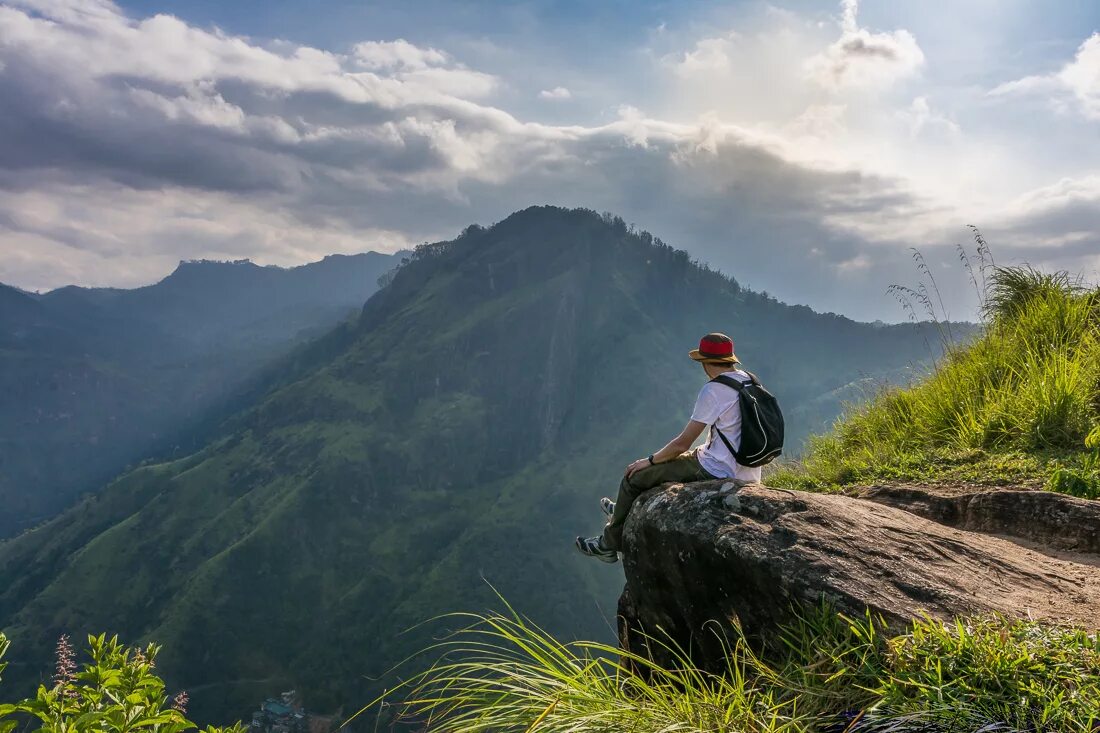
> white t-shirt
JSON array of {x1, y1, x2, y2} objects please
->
[{"x1": 690, "y1": 369, "x2": 763, "y2": 483}]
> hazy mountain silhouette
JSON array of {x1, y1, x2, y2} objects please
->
[{"x1": 0, "y1": 253, "x2": 397, "y2": 537}]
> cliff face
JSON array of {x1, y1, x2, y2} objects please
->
[{"x1": 617, "y1": 480, "x2": 1100, "y2": 672}]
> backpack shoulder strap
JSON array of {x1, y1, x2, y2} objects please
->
[
  {"x1": 710, "y1": 374, "x2": 747, "y2": 391},
  {"x1": 708, "y1": 374, "x2": 747, "y2": 457}
]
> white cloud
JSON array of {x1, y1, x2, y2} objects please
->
[
  {"x1": 780, "y1": 104, "x2": 848, "y2": 151},
  {"x1": 663, "y1": 33, "x2": 737, "y2": 76},
  {"x1": 538, "y1": 86, "x2": 571, "y2": 100},
  {"x1": 0, "y1": 2, "x2": 497, "y2": 111},
  {"x1": 400, "y1": 66, "x2": 499, "y2": 99},
  {"x1": 805, "y1": 0, "x2": 924, "y2": 91},
  {"x1": 991, "y1": 33, "x2": 1100, "y2": 120},
  {"x1": 128, "y1": 83, "x2": 249, "y2": 133},
  {"x1": 899, "y1": 96, "x2": 960, "y2": 139},
  {"x1": 352, "y1": 39, "x2": 448, "y2": 70},
  {"x1": 0, "y1": 182, "x2": 414, "y2": 291},
  {"x1": 0, "y1": 0, "x2": 1096, "y2": 320},
  {"x1": 996, "y1": 175, "x2": 1100, "y2": 247},
  {"x1": 835, "y1": 253, "x2": 872, "y2": 273},
  {"x1": 1058, "y1": 34, "x2": 1100, "y2": 117}
]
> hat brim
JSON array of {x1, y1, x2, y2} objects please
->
[{"x1": 689, "y1": 349, "x2": 739, "y2": 363}]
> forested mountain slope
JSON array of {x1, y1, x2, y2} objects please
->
[
  {"x1": 0, "y1": 207, "x2": 960, "y2": 723},
  {"x1": 0, "y1": 253, "x2": 396, "y2": 537}
]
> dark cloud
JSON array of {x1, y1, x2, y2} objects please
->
[
  {"x1": 0, "y1": 60, "x2": 301, "y2": 193},
  {"x1": 839, "y1": 36, "x2": 902, "y2": 61},
  {"x1": 0, "y1": 0, "x2": 1096, "y2": 319}
]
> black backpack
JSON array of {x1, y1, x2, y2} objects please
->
[{"x1": 709, "y1": 372, "x2": 784, "y2": 467}]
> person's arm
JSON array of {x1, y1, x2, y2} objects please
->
[{"x1": 624, "y1": 420, "x2": 707, "y2": 477}]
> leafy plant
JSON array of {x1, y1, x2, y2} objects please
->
[
  {"x1": 1048, "y1": 426, "x2": 1100, "y2": 500},
  {"x1": 0, "y1": 633, "x2": 244, "y2": 733},
  {"x1": 0, "y1": 634, "x2": 7, "y2": 688}
]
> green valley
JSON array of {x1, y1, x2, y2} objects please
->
[{"x1": 0, "y1": 207, "x2": 960, "y2": 724}]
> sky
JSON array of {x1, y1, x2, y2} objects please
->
[{"x1": 1, "y1": 0, "x2": 1098, "y2": 321}]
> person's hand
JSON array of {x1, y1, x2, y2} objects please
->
[{"x1": 625, "y1": 458, "x2": 651, "y2": 478}]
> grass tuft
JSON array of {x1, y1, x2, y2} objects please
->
[
  {"x1": 771, "y1": 266, "x2": 1100, "y2": 495},
  {"x1": 354, "y1": 605, "x2": 1100, "y2": 732}
]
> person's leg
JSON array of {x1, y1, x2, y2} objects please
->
[{"x1": 601, "y1": 452, "x2": 714, "y2": 550}]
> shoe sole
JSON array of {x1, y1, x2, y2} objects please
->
[{"x1": 575, "y1": 538, "x2": 618, "y2": 563}]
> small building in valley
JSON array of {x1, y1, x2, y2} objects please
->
[{"x1": 249, "y1": 691, "x2": 310, "y2": 733}]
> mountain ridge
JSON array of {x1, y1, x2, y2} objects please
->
[{"x1": 0, "y1": 251, "x2": 398, "y2": 537}]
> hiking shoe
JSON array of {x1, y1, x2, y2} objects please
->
[
  {"x1": 575, "y1": 536, "x2": 618, "y2": 563},
  {"x1": 600, "y1": 497, "x2": 615, "y2": 517}
]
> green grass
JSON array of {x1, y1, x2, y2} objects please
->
[
  {"x1": 355, "y1": 604, "x2": 1100, "y2": 733},
  {"x1": 771, "y1": 266, "x2": 1100, "y2": 496}
]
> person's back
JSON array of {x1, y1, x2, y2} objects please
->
[
  {"x1": 575, "y1": 332, "x2": 767, "y2": 563},
  {"x1": 690, "y1": 367, "x2": 763, "y2": 484}
]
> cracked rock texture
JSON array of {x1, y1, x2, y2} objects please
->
[{"x1": 617, "y1": 480, "x2": 1100, "y2": 671}]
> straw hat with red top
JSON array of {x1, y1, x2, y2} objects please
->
[{"x1": 689, "y1": 332, "x2": 739, "y2": 364}]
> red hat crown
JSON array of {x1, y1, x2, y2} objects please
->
[{"x1": 698, "y1": 333, "x2": 734, "y2": 358}]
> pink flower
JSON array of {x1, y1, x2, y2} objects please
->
[{"x1": 54, "y1": 635, "x2": 76, "y2": 688}]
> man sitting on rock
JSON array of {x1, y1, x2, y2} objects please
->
[{"x1": 575, "y1": 333, "x2": 763, "y2": 563}]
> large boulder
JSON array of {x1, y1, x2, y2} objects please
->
[{"x1": 617, "y1": 480, "x2": 1100, "y2": 671}]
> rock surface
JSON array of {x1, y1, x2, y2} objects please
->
[
  {"x1": 617, "y1": 480, "x2": 1100, "y2": 672},
  {"x1": 852, "y1": 483, "x2": 1100, "y2": 554}
]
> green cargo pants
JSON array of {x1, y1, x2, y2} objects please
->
[{"x1": 602, "y1": 450, "x2": 717, "y2": 551}]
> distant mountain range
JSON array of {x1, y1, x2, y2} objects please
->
[
  {"x1": 0, "y1": 207, "x2": 969, "y2": 725},
  {"x1": 0, "y1": 252, "x2": 398, "y2": 537}
]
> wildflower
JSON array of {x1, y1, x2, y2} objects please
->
[
  {"x1": 133, "y1": 645, "x2": 156, "y2": 669},
  {"x1": 54, "y1": 634, "x2": 76, "y2": 688},
  {"x1": 172, "y1": 690, "x2": 189, "y2": 715}
]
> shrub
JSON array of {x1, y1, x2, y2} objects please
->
[
  {"x1": 0, "y1": 632, "x2": 244, "y2": 733},
  {"x1": 1047, "y1": 426, "x2": 1100, "y2": 500}
]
